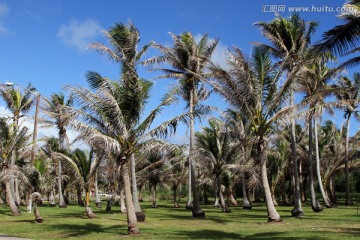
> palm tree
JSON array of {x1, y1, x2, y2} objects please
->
[
  {"x1": 0, "y1": 83, "x2": 36, "y2": 207},
  {"x1": 196, "y1": 118, "x2": 240, "y2": 213},
  {"x1": 89, "y1": 22, "x2": 152, "y2": 221},
  {"x1": 315, "y1": 0, "x2": 360, "y2": 68},
  {"x1": 332, "y1": 72, "x2": 360, "y2": 205},
  {"x1": 65, "y1": 69, "x2": 191, "y2": 234},
  {"x1": 254, "y1": 14, "x2": 318, "y2": 217},
  {"x1": 144, "y1": 32, "x2": 218, "y2": 217},
  {"x1": 0, "y1": 117, "x2": 30, "y2": 215},
  {"x1": 209, "y1": 46, "x2": 295, "y2": 222},
  {"x1": 299, "y1": 56, "x2": 339, "y2": 209},
  {"x1": 41, "y1": 93, "x2": 74, "y2": 208}
]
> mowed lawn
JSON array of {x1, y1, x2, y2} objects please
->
[{"x1": 0, "y1": 199, "x2": 359, "y2": 239}]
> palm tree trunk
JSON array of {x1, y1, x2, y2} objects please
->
[
  {"x1": 242, "y1": 172, "x2": 252, "y2": 209},
  {"x1": 203, "y1": 184, "x2": 210, "y2": 204},
  {"x1": 6, "y1": 179, "x2": 21, "y2": 215},
  {"x1": 308, "y1": 112, "x2": 322, "y2": 212},
  {"x1": 258, "y1": 139, "x2": 281, "y2": 222},
  {"x1": 290, "y1": 94, "x2": 304, "y2": 217},
  {"x1": 121, "y1": 162, "x2": 139, "y2": 235},
  {"x1": 76, "y1": 183, "x2": 84, "y2": 206},
  {"x1": 228, "y1": 187, "x2": 238, "y2": 206},
  {"x1": 189, "y1": 88, "x2": 204, "y2": 218},
  {"x1": 314, "y1": 118, "x2": 333, "y2": 208},
  {"x1": 213, "y1": 180, "x2": 220, "y2": 208},
  {"x1": 49, "y1": 189, "x2": 56, "y2": 207},
  {"x1": 94, "y1": 171, "x2": 101, "y2": 208},
  {"x1": 85, "y1": 188, "x2": 96, "y2": 219},
  {"x1": 130, "y1": 154, "x2": 145, "y2": 221},
  {"x1": 58, "y1": 160, "x2": 67, "y2": 208},
  {"x1": 173, "y1": 184, "x2": 180, "y2": 208},
  {"x1": 151, "y1": 184, "x2": 157, "y2": 208},
  {"x1": 345, "y1": 113, "x2": 353, "y2": 205},
  {"x1": 186, "y1": 161, "x2": 192, "y2": 209},
  {"x1": 119, "y1": 184, "x2": 126, "y2": 213},
  {"x1": 31, "y1": 193, "x2": 43, "y2": 223},
  {"x1": 14, "y1": 178, "x2": 21, "y2": 205}
]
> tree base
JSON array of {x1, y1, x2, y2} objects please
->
[
  {"x1": 192, "y1": 210, "x2": 206, "y2": 218},
  {"x1": 36, "y1": 218, "x2": 43, "y2": 223},
  {"x1": 128, "y1": 227, "x2": 140, "y2": 235},
  {"x1": 49, "y1": 203, "x2": 56, "y2": 207},
  {"x1": 267, "y1": 217, "x2": 283, "y2": 223},
  {"x1": 59, "y1": 204, "x2": 67, "y2": 208},
  {"x1": 243, "y1": 205, "x2": 252, "y2": 210},
  {"x1": 185, "y1": 205, "x2": 193, "y2": 210},
  {"x1": 345, "y1": 200, "x2": 353, "y2": 206},
  {"x1": 291, "y1": 209, "x2": 304, "y2": 218},
  {"x1": 135, "y1": 212, "x2": 145, "y2": 222},
  {"x1": 312, "y1": 204, "x2": 323, "y2": 212},
  {"x1": 95, "y1": 202, "x2": 102, "y2": 208}
]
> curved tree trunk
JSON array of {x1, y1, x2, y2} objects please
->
[
  {"x1": 85, "y1": 188, "x2": 96, "y2": 219},
  {"x1": 345, "y1": 114, "x2": 353, "y2": 206},
  {"x1": 314, "y1": 118, "x2": 333, "y2": 208},
  {"x1": 121, "y1": 162, "x2": 139, "y2": 235},
  {"x1": 49, "y1": 189, "x2": 56, "y2": 207},
  {"x1": 130, "y1": 154, "x2": 145, "y2": 221},
  {"x1": 31, "y1": 192, "x2": 43, "y2": 223},
  {"x1": 219, "y1": 184, "x2": 230, "y2": 213},
  {"x1": 242, "y1": 172, "x2": 252, "y2": 209},
  {"x1": 290, "y1": 94, "x2": 304, "y2": 217},
  {"x1": 308, "y1": 113, "x2": 322, "y2": 212},
  {"x1": 6, "y1": 179, "x2": 21, "y2": 215},
  {"x1": 258, "y1": 140, "x2": 282, "y2": 222},
  {"x1": 228, "y1": 187, "x2": 238, "y2": 206}
]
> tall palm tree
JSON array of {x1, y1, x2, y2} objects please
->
[
  {"x1": 209, "y1": 46, "x2": 295, "y2": 222},
  {"x1": 254, "y1": 14, "x2": 318, "y2": 217},
  {"x1": 299, "y1": 56, "x2": 339, "y2": 209},
  {"x1": 89, "y1": 22, "x2": 152, "y2": 221},
  {"x1": 315, "y1": 0, "x2": 360, "y2": 68},
  {"x1": 144, "y1": 32, "x2": 218, "y2": 217},
  {"x1": 41, "y1": 93, "x2": 74, "y2": 208},
  {"x1": 0, "y1": 83, "x2": 36, "y2": 209},
  {"x1": 332, "y1": 72, "x2": 360, "y2": 205},
  {"x1": 65, "y1": 71, "x2": 191, "y2": 234}
]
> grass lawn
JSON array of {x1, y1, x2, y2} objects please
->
[{"x1": 0, "y1": 199, "x2": 359, "y2": 239}]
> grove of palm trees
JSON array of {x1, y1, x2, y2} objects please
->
[{"x1": 1, "y1": 0, "x2": 360, "y2": 239}]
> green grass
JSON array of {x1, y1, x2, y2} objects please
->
[{"x1": 0, "y1": 200, "x2": 359, "y2": 239}]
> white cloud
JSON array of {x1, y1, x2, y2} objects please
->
[
  {"x1": 0, "y1": 2, "x2": 9, "y2": 17},
  {"x1": 57, "y1": 18, "x2": 102, "y2": 51},
  {"x1": 0, "y1": 22, "x2": 8, "y2": 35},
  {"x1": 194, "y1": 34, "x2": 228, "y2": 69}
]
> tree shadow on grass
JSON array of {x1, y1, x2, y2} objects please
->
[
  {"x1": 173, "y1": 229, "x2": 327, "y2": 240},
  {"x1": 48, "y1": 223, "x2": 105, "y2": 237}
]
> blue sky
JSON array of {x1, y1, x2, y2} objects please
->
[{"x1": 0, "y1": 0, "x2": 358, "y2": 143}]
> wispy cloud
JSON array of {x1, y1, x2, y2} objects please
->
[
  {"x1": 0, "y1": 22, "x2": 8, "y2": 35},
  {"x1": 0, "y1": 2, "x2": 9, "y2": 17},
  {"x1": 57, "y1": 18, "x2": 102, "y2": 52}
]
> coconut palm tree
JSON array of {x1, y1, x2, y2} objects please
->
[
  {"x1": 298, "y1": 55, "x2": 340, "y2": 209},
  {"x1": 0, "y1": 117, "x2": 30, "y2": 215},
  {"x1": 144, "y1": 32, "x2": 218, "y2": 217},
  {"x1": 0, "y1": 83, "x2": 36, "y2": 207},
  {"x1": 65, "y1": 69, "x2": 192, "y2": 234},
  {"x1": 196, "y1": 118, "x2": 241, "y2": 213},
  {"x1": 41, "y1": 93, "x2": 74, "y2": 208},
  {"x1": 332, "y1": 72, "x2": 360, "y2": 205},
  {"x1": 89, "y1": 22, "x2": 152, "y2": 221},
  {"x1": 209, "y1": 46, "x2": 306, "y2": 222},
  {"x1": 254, "y1": 14, "x2": 318, "y2": 217},
  {"x1": 315, "y1": 0, "x2": 360, "y2": 68}
]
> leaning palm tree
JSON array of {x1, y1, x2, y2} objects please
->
[
  {"x1": 315, "y1": 0, "x2": 360, "y2": 68},
  {"x1": 89, "y1": 22, "x2": 152, "y2": 221},
  {"x1": 209, "y1": 46, "x2": 302, "y2": 222},
  {"x1": 41, "y1": 93, "x2": 74, "y2": 208},
  {"x1": 254, "y1": 13, "x2": 318, "y2": 217},
  {"x1": 332, "y1": 72, "x2": 360, "y2": 205},
  {"x1": 144, "y1": 32, "x2": 218, "y2": 217}
]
